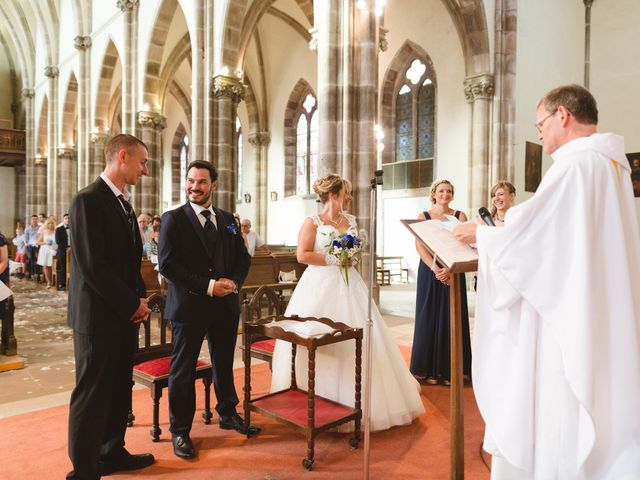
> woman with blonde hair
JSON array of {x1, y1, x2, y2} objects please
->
[
  {"x1": 490, "y1": 180, "x2": 516, "y2": 225},
  {"x1": 270, "y1": 173, "x2": 425, "y2": 431},
  {"x1": 36, "y1": 216, "x2": 58, "y2": 288},
  {"x1": 410, "y1": 179, "x2": 472, "y2": 385}
]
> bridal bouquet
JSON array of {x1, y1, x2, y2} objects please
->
[{"x1": 325, "y1": 232, "x2": 363, "y2": 285}]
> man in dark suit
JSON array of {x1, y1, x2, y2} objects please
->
[
  {"x1": 158, "y1": 160, "x2": 257, "y2": 459},
  {"x1": 55, "y1": 213, "x2": 70, "y2": 291},
  {"x1": 67, "y1": 134, "x2": 154, "y2": 480}
]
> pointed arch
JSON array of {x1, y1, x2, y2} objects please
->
[
  {"x1": 95, "y1": 38, "x2": 122, "y2": 132},
  {"x1": 158, "y1": 32, "x2": 192, "y2": 112},
  {"x1": 170, "y1": 123, "x2": 188, "y2": 204},
  {"x1": 440, "y1": 0, "x2": 490, "y2": 75},
  {"x1": 221, "y1": 0, "x2": 248, "y2": 70},
  {"x1": 61, "y1": 72, "x2": 78, "y2": 146},
  {"x1": 283, "y1": 78, "x2": 316, "y2": 197}
]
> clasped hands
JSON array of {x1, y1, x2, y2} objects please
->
[
  {"x1": 433, "y1": 266, "x2": 450, "y2": 286},
  {"x1": 131, "y1": 298, "x2": 151, "y2": 323},
  {"x1": 212, "y1": 278, "x2": 238, "y2": 297}
]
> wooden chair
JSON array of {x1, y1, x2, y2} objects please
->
[
  {"x1": 129, "y1": 293, "x2": 213, "y2": 441},
  {"x1": 241, "y1": 285, "x2": 287, "y2": 369}
]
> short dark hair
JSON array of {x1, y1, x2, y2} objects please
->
[
  {"x1": 31, "y1": 214, "x2": 37, "y2": 219},
  {"x1": 39, "y1": 212, "x2": 46, "y2": 217},
  {"x1": 104, "y1": 134, "x2": 148, "y2": 163},
  {"x1": 539, "y1": 84, "x2": 598, "y2": 125},
  {"x1": 186, "y1": 160, "x2": 218, "y2": 182},
  {"x1": 63, "y1": 213, "x2": 69, "y2": 218}
]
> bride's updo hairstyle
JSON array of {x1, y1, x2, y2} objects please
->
[{"x1": 313, "y1": 173, "x2": 344, "y2": 204}]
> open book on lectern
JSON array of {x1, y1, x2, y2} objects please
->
[{"x1": 401, "y1": 218, "x2": 478, "y2": 273}]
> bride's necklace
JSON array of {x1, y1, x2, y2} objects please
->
[{"x1": 323, "y1": 212, "x2": 343, "y2": 226}]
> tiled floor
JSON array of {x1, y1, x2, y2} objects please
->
[{"x1": 0, "y1": 278, "x2": 475, "y2": 419}]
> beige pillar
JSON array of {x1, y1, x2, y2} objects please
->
[
  {"x1": 191, "y1": 0, "x2": 206, "y2": 161},
  {"x1": 89, "y1": 132, "x2": 109, "y2": 181},
  {"x1": 248, "y1": 131, "x2": 270, "y2": 238},
  {"x1": 33, "y1": 155, "x2": 48, "y2": 215},
  {"x1": 21, "y1": 88, "x2": 36, "y2": 219},
  {"x1": 57, "y1": 147, "x2": 76, "y2": 215},
  {"x1": 464, "y1": 74, "x2": 494, "y2": 213},
  {"x1": 210, "y1": 74, "x2": 244, "y2": 212},
  {"x1": 117, "y1": 0, "x2": 139, "y2": 134},
  {"x1": 44, "y1": 65, "x2": 59, "y2": 217},
  {"x1": 137, "y1": 110, "x2": 166, "y2": 214},
  {"x1": 74, "y1": 35, "x2": 92, "y2": 189}
]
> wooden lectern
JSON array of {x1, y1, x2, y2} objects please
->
[{"x1": 402, "y1": 219, "x2": 478, "y2": 480}]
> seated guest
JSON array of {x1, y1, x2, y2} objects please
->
[
  {"x1": 240, "y1": 219, "x2": 270, "y2": 256},
  {"x1": 37, "y1": 217, "x2": 57, "y2": 288},
  {"x1": 12, "y1": 225, "x2": 28, "y2": 277},
  {"x1": 144, "y1": 224, "x2": 160, "y2": 261},
  {"x1": 55, "y1": 213, "x2": 71, "y2": 291},
  {"x1": 137, "y1": 213, "x2": 151, "y2": 243}
]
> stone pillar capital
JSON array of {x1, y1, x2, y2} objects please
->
[
  {"x1": 138, "y1": 110, "x2": 167, "y2": 130},
  {"x1": 22, "y1": 88, "x2": 35, "y2": 99},
  {"x1": 44, "y1": 65, "x2": 59, "y2": 78},
  {"x1": 57, "y1": 147, "x2": 76, "y2": 159},
  {"x1": 584, "y1": 0, "x2": 594, "y2": 7},
  {"x1": 116, "y1": 0, "x2": 139, "y2": 12},
  {"x1": 34, "y1": 154, "x2": 47, "y2": 166},
  {"x1": 91, "y1": 131, "x2": 110, "y2": 143},
  {"x1": 464, "y1": 74, "x2": 494, "y2": 102},
  {"x1": 379, "y1": 27, "x2": 389, "y2": 52},
  {"x1": 309, "y1": 27, "x2": 318, "y2": 51},
  {"x1": 211, "y1": 75, "x2": 245, "y2": 103},
  {"x1": 74, "y1": 35, "x2": 92, "y2": 50},
  {"x1": 248, "y1": 131, "x2": 271, "y2": 147}
]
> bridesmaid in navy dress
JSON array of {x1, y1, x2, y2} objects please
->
[{"x1": 410, "y1": 179, "x2": 472, "y2": 385}]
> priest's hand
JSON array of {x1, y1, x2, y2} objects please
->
[{"x1": 453, "y1": 222, "x2": 478, "y2": 244}]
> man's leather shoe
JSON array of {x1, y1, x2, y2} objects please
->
[
  {"x1": 219, "y1": 412, "x2": 261, "y2": 435},
  {"x1": 172, "y1": 434, "x2": 196, "y2": 458},
  {"x1": 100, "y1": 452, "x2": 155, "y2": 475}
]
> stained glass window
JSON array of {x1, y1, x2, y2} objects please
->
[
  {"x1": 295, "y1": 93, "x2": 318, "y2": 195},
  {"x1": 417, "y1": 82, "x2": 434, "y2": 159},
  {"x1": 396, "y1": 85, "x2": 413, "y2": 161}
]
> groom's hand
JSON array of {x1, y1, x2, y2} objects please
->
[{"x1": 211, "y1": 278, "x2": 235, "y2": 297}]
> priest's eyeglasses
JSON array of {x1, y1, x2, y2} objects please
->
[{"x1": 534, "y1": 109, "x2": 557, "y2": 133}]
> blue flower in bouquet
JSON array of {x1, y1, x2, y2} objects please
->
[{"x1": 325, "y1": 231, "x2": 364, "y2": 285}]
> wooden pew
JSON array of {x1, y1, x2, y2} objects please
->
[
  {"x1": 140, "y1": 258, "x2": 162, "y2": 295},
  {"x1": 240, "y1": 252, "x2": 307, "y2": 303}
]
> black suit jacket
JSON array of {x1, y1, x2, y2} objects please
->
[
  {"x1": 55, "y1": 224, "x2": 69, "y2": 255},
  {"x1": 158, "y1": 203, "x2": 250, "y2": 322},
  {"x1": 67, "y1": 177, "x2": 146, "y2": 335}
]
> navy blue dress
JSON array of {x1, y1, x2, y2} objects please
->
[{"x1": 410, "y1": 211, "x2": 472, "y2": 382}]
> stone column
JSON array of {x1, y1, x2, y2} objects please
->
[
  {"x1": 44, "y1": 65, "x2": 59, "y2": 217},
  {"x1": 74, "y1": 35, "x2": 92, "y2": 189},
  {"x1": 314, "y1": 0, "x2": 344, "y2": 175},
  {"x1": 14, "y1": 164, "x2": 26, "y2": 225},
  {"x1": 191, "y1": 0, "x2": 206, "y2": 161},
  {"x1": 117, "y1": 0, "x2": 139, "y2": 134},
  {"x1": 248, "y1": 131, "x2": 271, "y2": 238},
  {"x1": 21, "y1": 88, "x2": 36, "y2": 219},
  {"x1": 464, "y1": 74, "x2": 494, "y2": 213},
  {"x1": 89, "y1": 132, "x2": 109, "y2": 180},
  {"x1": 33, "y1": 155, "x2": 48, "y2": 215},
  {"x1": 57, "y1": 147, "x2": 77, "y2": 215},
  {"x1": 137, "y1": 110, "x2": 166, "y2": 214},
  {"x1": 210, "y1": 74, "x2": 244, "y2": 212}
]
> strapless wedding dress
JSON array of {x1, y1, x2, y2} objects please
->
[{"x1": 270, "y1": 214, "x2": 425, "y2": 431}]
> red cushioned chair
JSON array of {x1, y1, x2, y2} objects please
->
[
  {"x1": 129, "y1": 293, "x2": 213, "y2": 441},
  {"x1": 241, "y1": 285, "x2": 286, "y2": 369}
]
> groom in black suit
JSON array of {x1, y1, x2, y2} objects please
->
[
  {"x1": 159, "y1": 160, "x2": 257, "y2": 459},
  {"x1": 66, "y1": 134, "x2": 154, "y2": 479}
]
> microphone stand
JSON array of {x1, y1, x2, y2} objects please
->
[{"x1": 364, "y1": 169, "x2": 383, "y2": 480}]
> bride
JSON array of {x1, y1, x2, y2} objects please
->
[{"x1": 270, "y1": 173, "x2": 425, "y2": 431}]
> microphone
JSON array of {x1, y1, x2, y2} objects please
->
[{"x1": 478, "y1": 207, "x2": 495, "y2": 226}]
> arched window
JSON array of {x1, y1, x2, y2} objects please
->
[
  {"x1": 179, "y1": 134, "x2": 189, "y2": 203},
  {"x1": 236, "y1": 117, "x2": 243, "y2": 202},
  {"x1": 295, "y1": 93, "x2": 318, "y2": 195},
  {"x1": 384, "y1": 57, "x2": 436, "y2": 190}
]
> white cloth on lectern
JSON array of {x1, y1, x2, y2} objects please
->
[{"x1": 473, "y1": 133, "x2": 640, "y2": 479}]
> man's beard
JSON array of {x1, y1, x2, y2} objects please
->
[{"x1": 188, "y1": 190, "x2": 211, "y2": 206}]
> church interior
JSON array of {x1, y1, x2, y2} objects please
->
[{"x1": 0, "y1": 0, "x2": 639, "y2": 478}]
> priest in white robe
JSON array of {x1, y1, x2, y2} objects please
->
[{"x1": 454, "y1": 84, "x2": 640, "y2": 479}]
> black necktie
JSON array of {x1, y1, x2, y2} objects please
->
[
  {"x1": 118, "y1": 195, "x2": 136, "y2": 241},
  {"x1": 201, "y1": 210, "x2": 218, "y2": 243}
]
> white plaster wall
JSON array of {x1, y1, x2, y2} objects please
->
[
  {"x1": 137, "y1": 0, "x2": 162, "y2": 108},
  {"x1": 380, "y1": 0, "x2": 468, "y2": 261},
  {"x1": 255, "y1": 13, "x2": 317, "y2": 245},
  {"x1": 235, "y1": 102, "x2": 257, "y2": 224},
  {"x1": 0, "y1": 168, "x2": 16, "y2": 234},
  {"x1": 162, "y1": 92, "x2": 190, "y2": 211},
  {"x1": 514, "y1": 0, "x2": 584, "y2": 205},
  {"x1": 589, "y1": 0, "x2": 640, "y2": 223},
  {"x1": 0, "y1": 47, "x2": 13, "y2": 128},
  {"x1": 160, "y1": 5, "x2": 189, "y2": 70}
]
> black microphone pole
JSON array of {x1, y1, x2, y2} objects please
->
[
  {"x1": 478, "y1": 207, "x2": 495, "y2": 226},
  {"x1": 364, "y1": 169, "x2": 383, "y2": 479}
]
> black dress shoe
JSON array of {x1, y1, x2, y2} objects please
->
[
  {"x1": 172, "y1": 434, "x2": 196, "y2": 458},
  {"x1": 219, "y1": 412, "x2": 261, "y2": 435},
  {"x1": 100, "y1": 452, "x2": 155, "y2": 475}
]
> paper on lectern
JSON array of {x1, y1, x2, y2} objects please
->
[{"x1": 0, "y1": 280, "x2": 12, "y2": 302}]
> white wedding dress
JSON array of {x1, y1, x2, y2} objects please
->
[{"x1": 270, "y1": 214, "x2": 425, "y2": 431}]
